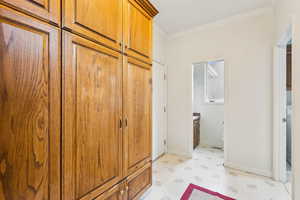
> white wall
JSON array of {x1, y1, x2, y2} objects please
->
[
  {"x1": 166, "y1": 8, "x2": 275, "y2": 176},
  {"x1": 193, "y1": 64, "x2": 224, "y2": 148},
  {"x1": 273, "y1": 0, "x2": 300, "y2": 198}
]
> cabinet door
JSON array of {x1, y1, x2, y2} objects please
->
[
  {"x1": 94, "y1": 182, "x2": 125, "y2": 200},
  {"x1": 0, "y1": 5, "x2": 60, "y2": 200},
  {"x1": 63, "y1": 31, "x2": 123, "y2": 200},
  {"x1": 125, "y1": 163, "x2": 152, "y2": 200},
  {"x1": 123, "y1": 57, "x2": 152, "y2": 175},
  {"x1": 124, "y1": 0, "x2": 153, "y2": 64},
  {"x1": 0, "y1": 0, "x2": 60, "y2": 25},
  {"x1": 63, "y1": 0, "x2": 122, "y2": 51}
]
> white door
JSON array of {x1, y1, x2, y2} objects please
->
[
  {"x1": 152, "y1": 62, "x2": 167, "y2": 160},
  {"x1": 273, "y1": 46, "x2": 287, "y2": 182}
]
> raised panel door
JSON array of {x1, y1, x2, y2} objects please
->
[
  {"x1": 0, "y1": 0, "x2": 60, "y2": 25},
  {"x1": 63, "y1": 31, "x2": 123, "y2": 200},
  {"x1": 63, "y1": 0, "x2": 122, "y2": 51},
  {"x1": 124, "y1": 0, "x2": 154, "y2": 64},
  {"x1": 123, "y1": 57, "x2": 152, "y2": 175},
  {"x1": 0, "y1": 5, "x2": 60, "y2": 200}
]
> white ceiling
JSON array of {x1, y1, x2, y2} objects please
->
[{"x1": 150, "y1": 0, "x2": 273, "y2": 34}]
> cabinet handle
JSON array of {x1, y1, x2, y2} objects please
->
[
  {"x1": 120, "y1": 190, "x2": 124, "y2": 195},
  {"x1": 125, "y1": 118, "x2": 128, "y2": 127},
  {"x1": 119, "y1": 119, "x2": 122, "y2": 129},
  {"x1": 126, "y1": 186, "x2": 129, "y2": 191}
]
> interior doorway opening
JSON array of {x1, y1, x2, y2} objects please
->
[
  {"x1": 285, "y1": 41, "x2": 292, "y2": 194},
  {"x1": 192, "y1": 60, "x2": 225, "y2": 152},
  {"x1": 273, "y1": 24, "x2": 293, "y2": 197}
]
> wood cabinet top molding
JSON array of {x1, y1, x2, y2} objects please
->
[{"x1": 133, "y1": 0, "x2": 159, "y2": 17}]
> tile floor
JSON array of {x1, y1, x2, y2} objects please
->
[{"x1": 141, "y1": 147, "x2": 291, "y2": 200}]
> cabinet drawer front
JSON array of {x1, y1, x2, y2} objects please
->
[
  {"x1": 124, "y1": 0, "x2": 153, "y2": 64},
  {"x1": 63, "y1": 31, "x2": 123, "y2": 200},
  {"x1": 123, "y1": 57, "x2": 152, "y2": 175},
  {"x1": 0, "y1": 5, "x2": 61, "y2": 200},
  {"x1": 63, "y1": 0, "x2": 122, "y2": 51},
  {"x1": 94, "y1": 182, "x2": 124, "y2": 200},
  {"x1": 126, "y1": 163, "x2": 152, "y2": 200},
  {"x1": 0, "y1": 0, "x2": 60, "y2": 25}
]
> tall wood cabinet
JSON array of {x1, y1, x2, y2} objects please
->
[
  {"x1": 0, "y1": 5, "x2": 61, "y2": 200},
  {"x1": 0, "y1": 0, "x2": 158, "y2": 200}
]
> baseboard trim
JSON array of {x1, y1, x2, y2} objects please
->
[{"x1": 224, "y1": 161, "x2": 272, "y2": 178}]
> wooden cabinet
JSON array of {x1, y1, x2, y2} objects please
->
[
  {"x1": 123, "y1": 57, "x2": 152, "y2": 176},
  {"x1": 126, "y1": 163, "x2": 152, "y2": 200},
  {"x1": 124, "y1": 0, "x2": 157, "y2": 64},
  {"x1": 94, "y1": 182, "x2": 125, "y2": 200},
  {"x1": 1, "y1": 0, "x2": 158, "y2": 199},
  {"x1": 63, "y1": 0, "x2": 123, "y2": 51},
  {"x1": 62, "y1": 31, "x2": 123, "y2": 200},
  {"x1": 0, "y1": 5, "x2": 61, "y2": 200},
  {"x1": 0, "y1": 0, "x2": 60, "y2": 25},
  {"x1": 193, "y1": 114, "x2": 200, "y2": 149}
]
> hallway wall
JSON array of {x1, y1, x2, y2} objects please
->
[{"x1": 166, "y1": 8, "x2": 274, "y2": 176}]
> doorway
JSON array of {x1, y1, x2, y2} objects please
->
[
  {"x1": 286, "y1": 42, "x2": 292, "y2": 194},
  {"x1": 273, "y1": 25, "x2": 293, "y2": 196},
  {"x1": 192, "y1": 60, "x2": 225, "y2": 151},
  {"x1": 152, "y1": 61, "x2": 168, "y2": 161}
]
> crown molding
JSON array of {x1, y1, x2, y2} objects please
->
[{"x1": 135, "y1": 0, "x2": 159, "y2": 17}]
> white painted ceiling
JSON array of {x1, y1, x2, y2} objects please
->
[{"x1": 150, "y1": 0, "x2": 273, "y2": 34}]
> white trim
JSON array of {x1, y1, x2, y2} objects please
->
[
  {"x1": 224, "y1": 161, "x2": 272, "y2": 178},
  {"x1": 273, "y1": 23, "x2": 292, "y2": 183}
]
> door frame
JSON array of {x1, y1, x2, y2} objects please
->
[
  {"x1": 152, "y1": 61, "x2": 168, "y2": 161},
  {"x1": 273, "y1": 24, "x2": 292, "y2": 182},
  {"x1": 191, "y1": 59, "x2": 227, "y2": 156}
]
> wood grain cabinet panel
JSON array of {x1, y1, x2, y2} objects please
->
[
  {"x1": 63, "y1": 0, "x2": 122, "y2": 51},
  {"x1": 94, "y1": 182, "x2": 125, "y2": 200},
  {"x1": 125, "y1": 163, "x2": 152, "y2": 200},
  {"x1": 124, "y1": 0, "x2": 157, "y2": 64},
  {"x1": 123, "y1": 57, "x2": 152, "y2": 175},
  {"x1": 0, "y1": 5, "x2": 61, "y2": 200},
  {"x1": 63, "y1": 31, "x2": 123, "y2": 200},
  {"x1": 0, "y1": 0, "x2": 60, "y2": 25}
]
